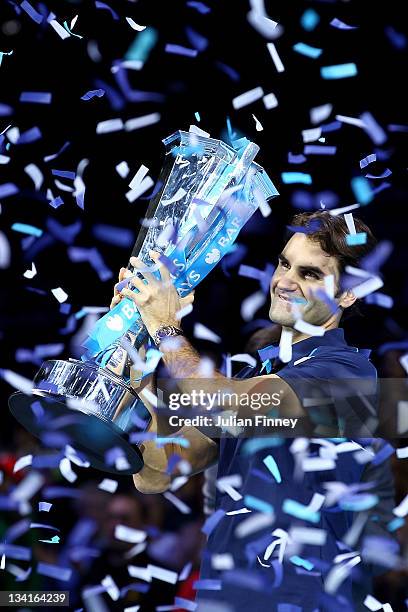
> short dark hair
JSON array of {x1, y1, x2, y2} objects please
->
[{"x1": 287, "y1": 210, "x2": 377, "y2": 317}]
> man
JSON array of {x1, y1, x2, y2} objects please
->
[{"x1": 117, "y1": 211, "x2": 396, "y2": 611}]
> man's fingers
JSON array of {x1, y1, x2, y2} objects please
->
[
  {"x1": 129, "y1": 256, "x2": 159, "y2": 286},
  {"x1": 149, "y1": 250, "x2": 172, "y2": 283},
  {"x1": 110, "y1": 294, "x2": 122, "y2": 309}
]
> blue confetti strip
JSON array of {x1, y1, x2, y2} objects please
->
[
  {"x1": 281, "y1": 172, "x2": 312, "y2": 185},
  {"x1": 185, "y1": 27, "x2": 209, "y2": 52},
  {"x1": 304, "y1": 145, "x2": 337, "y2": 155},
  {"x1": 290, "y1": 555, "x2": 314, "y2": 570},
  {"x1": 346, "y1": 232, "x2": 367, "y2": 245},
  {"x1": 11, "y1": 223, "x2": 43, "y2": 237},
  {"x1": 17, "y1": 126, "x2": 42, "y2": 144},
  {"x1": 52, "y1": 169, "x2": 75, "y2": 180},
  {"x1": 20, "y1": 0, "x2": 44, "y2": 24},
  {"x1": 263, "y1": 455, "x2": 282, "y2": 483},
  {"x1": 81, "y1": 88, "x2": 105, "y2": 101},
  {"x1": 201, "y1": 509, "x2": 225, "y2": 536},
  {"x1": 293, "y1": 42, "x2": 322, "y2": 59},
  {"x1": 300, "y1": 9, "x2": 320, "y2": 31},
  {"x1": 321, "y1": 63, "x2": 357, "y2": 79},
  {"x1": 125, "y1": 28, "x2": 158, "y2": 62},
  {"x1": 20, "y1": 91, "x2": 52, "y2": 104},
  {"x1": 187, "y1": 1, "x2": 211, "y2": 14},
  {"x1": 244, "y1": 495, "x2": 274, "y2": 514},
  {"x1": 165, "y1": 44, "x2": 199, "y2": 58},
  {"x1": 351, "y1": 176, "x2": 373, "y2": 205},
  {"x1": 282, "y1": 499, "x2": 320, "y2": 523},
  {"x1": 340, "y1": 494, "x2": 379, "y2": 511},
  {"x1": 0, "y1": 183, "x2": 18, "y2": 198},
  {"x1": 193, "y1": 579, "x2": 222, "y2": 590},
  {"x1": 95, "y1": 1, "x2": 119, "y2": 20}
]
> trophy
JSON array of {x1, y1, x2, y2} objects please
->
[{"x1": 9, "y1": 129, "x2": 278, "y2": 475}]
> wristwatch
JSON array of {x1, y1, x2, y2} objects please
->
[{"x1": 153, "y1": 324, "x2": 184, "y2": 347}]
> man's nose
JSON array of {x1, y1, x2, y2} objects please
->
[{"x1": 275, "y1": 270, "x2": 298, "y2": 291}]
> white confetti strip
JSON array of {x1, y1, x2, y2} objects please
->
[
  {"x1": 49, "y1": 19, "x2": 71, "y2": 39},
  {"x1": 162, "y1": 187, "x2": 186, "y2": 205},
  {"x1": 344, "y1": 212, "x2": 357, "y2": 235},
  {"x1": 324, "y1": 274, "x2": 335, "y2": 299},
  {"x1": 125, "y1": 113, "x2": 161, "y2": 131},
  {"x1": 129, "y1": 164, "x2": 149, "y2": 190},
  {"x1": 230, "y1": 353, "x2": 257, "y2": 368},
  {"x1": 0, "y1": 231, "x2": 11, "y2": 268},
  {"x1": 163, "y1": 492, "x2": 192, "y2": 514},
  {"x1": 25, "y1": 163, "x2": 43, "y2": 190},
  {"x1": 51, "y1": 287, "x2": 68, "y2": 303},
  {"x1": 393, "y1": 493, "x2": 408, "y2": 518},
  {"x1": 125, "y1": 17, "x2": 146, "y2": 31},
  {"x1": 96, "y1": 118, "x2": 124, "y2": 134},
  {"x1": 115, "y1": 524, "x2": 146, "y2": 543},
  {"x1": 211, "y1": 553, "x2": 234, "y2": 570},
  {"x1": 234, "y1": 512, "x2": 274, "y2": 538},
  {"x1": 363, "y1": 595, "x2": 383, "y2": 611},
  {"x1": 289, "y1": 526, "x2": 327, "y2": 545},
  {"x1": 324, "y1": 555, "x2": 361, "y2": 594},
  {"x1": 302, "y1": 457, "x2": 336, "y2": 471},
  {"x1": 10, "y1": 472, "x2": 45, "y2": 502},
  {"x1": 232, "y1": 86, "x2": 264, "y2": 110},
  {"x1": 116, "y1": 161, "x2": 129, "y2": 178},
  {"x1": 98, "y1": 478, "x2": 118, "y2": 493},
  {"x1": 397, "y1": 400, "x2": 408, "y2": 433},
  {"x1": 13, "y1": 454, "x2": 33, "y2": 473},
  {"x1": 267, "y1": 42, "x2": 285, "y2": 72},
  {"x1": 101, "y1": 575, "x2": 120, "y2": 601},
  {"x1": 294, "y1": 319, "x2": 326, "y2": 336},
  {"x1": 335, "y1": 114, "x2": 365, "y2": 128},
  {"x1": 310, "y1": 103, "x2": 332, "y2": 125},
  {"x1": 302, "y1": 127, "x2": 321, "y2": 143},
  {"x1": 279, "y1": 328, "x2": 293, "y2": 363},
  {"x1": 240, "y1": 290, "x2": 266, "y2": 321},
  {"x1": 396, "y1": 446, "x2": 408, "y2": 459},
  {"x1": 0, "y1": 369, "x2": 34, "y2": 394},
  {"x1": 263, "y1": 92, "x2": 278, "y2": 109},
  {"x1": 193, "y1": 322, "x2": 221, "y2": 343},
  {"x1": 147, "y1": 564, "x2": 178, "y2": 584},
  {"x1": 59, "y1": 457, "x2": 77, "y2": 483},
  {"x1": 23, "y1": 262, "x2": 37, "y2": 279},
  {"x1": 126, "y1": 176, "x2": 154, "y2": 203},
  {"x1": 252, "y1": 114, "x2": 263, "y2": 131}
]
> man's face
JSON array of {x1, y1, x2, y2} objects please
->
[{"x1": 269, "y1": 232, "x2": 341, "y2": 328}]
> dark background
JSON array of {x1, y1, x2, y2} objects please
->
[{"x1": 0, "y1": 0, "x2": 408, "y2": 609}]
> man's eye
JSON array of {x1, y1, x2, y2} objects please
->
[
  {"x1": 279, "y1": 260, "x2": 289, "y2": 269},
  {"x1": 304, "y1": 272, "x2": 319, "y2": 280}
]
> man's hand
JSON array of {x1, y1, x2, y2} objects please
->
[{"x1": 119, "y1": 251, "x2": 194, "y2": 338}]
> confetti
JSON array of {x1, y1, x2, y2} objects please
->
[
  {"x1": 165, "y1": 44, "x2": 198, "y2": 58},
  {"x1": 267, "y1": 42, "x2": 285, "y2": 72},
  {"x1": 96, "y1": 118, "x2": 124, "y2": 133},
  {"x1": 351, "y1": 176, "x2": 373, "y2": 205},
  {"x1": 51, "y1": 287, "x2": 68, "y2": 303},
  {"x1": 20, "y1": 1, "x2": 44, "y2": 24},
  {"x1": 282, "y1": 499, "x2": 320, "y2": 523},
  {"x1": 330, "y1": 18, "x2": 358, "y2": 30},
  {"x1": 321, "y1": 63, "x2": 358, "y2": 79},
  {"x1": 293, "y1": 43, "x2": 322, "y2": 59},
  {"x1": 301, "y1": 9, "x2": 320, "y2": 32},
  {"x1": 20, "y1": 91, "x2": 52, "y2": 104},
  {"x1": 263, "y1": 455, "x2": 282, "y2": 483},
  {"x1": 281, "y1": 172, "x2": 312, "y2": 184},
  {"x1": 310, "y1": 103, "x2": 332, "y2": 124},
  {"x1": 81, "y1": 88, "x2": 105, "y2": 101},
  {"x1": 125, "y1": 18, "x2": 146, "y2": 32},
  {"x1": 263, "y1": 92, "x2": 278, "y2": 109},
  {"x1": 125, "y1": 112, "x2": 161, "y2": 131},
  {"x1": 193, "y1": 322, "x2": 221, "y2": 343},
  {"x1": 232, "y1": 87, "x2": 264, "y2": 110},
  {"x1": 0, "y1": 231, "x2": 11, "y2": 268}
]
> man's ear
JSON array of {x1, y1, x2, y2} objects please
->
[{"x1": 338, "y1": 289, "x2": 357, "y2": 310}]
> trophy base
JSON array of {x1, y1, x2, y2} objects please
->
[{"x1": 9, "y1": 392, "x2": 144, "y2": 475}]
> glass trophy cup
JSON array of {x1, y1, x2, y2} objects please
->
[{"x1": 9, "y1": 130, "x2": 278, "y2": 475}]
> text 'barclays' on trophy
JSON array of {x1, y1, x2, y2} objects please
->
[{"x1": 9, "y1": 126, "x2": 279, "y2": 475}]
